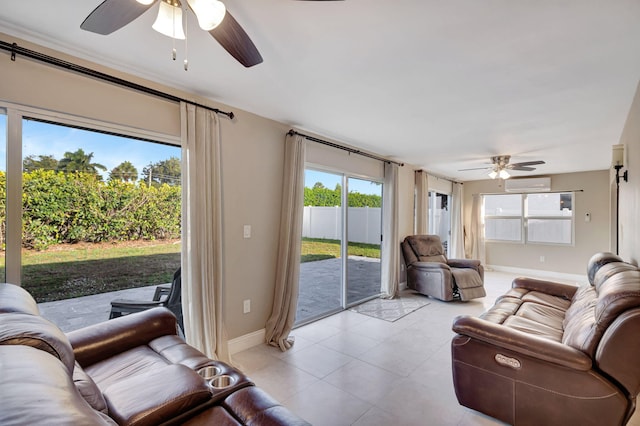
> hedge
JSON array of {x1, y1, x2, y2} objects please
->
[{"x1": 0, "y1": 170, "x2": 181, "y2": 250}]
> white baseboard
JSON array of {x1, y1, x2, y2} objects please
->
[
  {"x1": 228, "y1": 328, "x2": 265, "y2": 355},
  {"x1": 487, "y1": 265, "x2": 587, "y2": 284}
]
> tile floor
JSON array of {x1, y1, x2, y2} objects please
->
[{"x1": 234, "y1": 271, "x2": 640, "y2": 426}]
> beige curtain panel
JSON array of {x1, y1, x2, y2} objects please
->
[
  {"x1": 265, "y1": 132, "x2": 306, "y2": 351},
  {"x1": 450, "y1": 182, "x2": 465, "y2": 258},
  {"x1": 415, "y1": 170, "x2": 429, "y2": 235},
  {"x1": 468, "y1": 194, "x2": 486, "y2": 265},
  {"x1": 180, "y1": 102, "x2": 230, "y2": 362},
  {"x1": 381, "y1": 162, "x2": 400, "y2": 298}
]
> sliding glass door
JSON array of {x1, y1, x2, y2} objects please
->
[
  {"x1": 297, "y1": 169, "x2": 344, "y2": 324},
  {"x1": 346, "y1": 177, "x2": 382, "y2": 305},
  {"x1": 428, "y1": 191, "x2": 450, "y2": 256},
  {"x1": 296, "y1": 169, "x2": 382, "y2": 326}
]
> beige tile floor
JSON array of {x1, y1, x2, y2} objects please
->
[{"x1": 234, "y1": 271, "x2": 640, "y2": 426}]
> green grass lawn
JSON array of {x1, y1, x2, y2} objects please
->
[
  {"x1": 0, "y1": 237, "x2": 378, "y2": 302},
  {"x1": 301, "y1": 237, "x2": 381, "y2": 262},
  {"x1": 0, "y1": 240, "x2": 181, "y2": 302}
]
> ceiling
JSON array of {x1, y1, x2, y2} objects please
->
[{"x1": 1, "y1": 1, "x2": 639, "y2": 181}]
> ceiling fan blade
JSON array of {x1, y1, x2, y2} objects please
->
[
  {"x1": 509, "y1": 160, "x2": 545, "y2": 168},
  {"x1": 81, "y1": 0, "x2": 156, "y2": 35},
  {"x1": 509, "y1": 166, "x2": 536, "y2": 171},
  {"x1": 458, "y1": 167, "x2": 492, "y2": 171},
  {"x1": 209, "y1": 11, "x2": 263, "y2": 68}
]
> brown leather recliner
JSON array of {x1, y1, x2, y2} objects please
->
[
  {"x1": 0, "y1": 282, "x2": 310, "y2": 426},
  {"x1": 451, "y1": 252, "x2": 640, "y2": 425},
  {"x1": 401, "y1": 235, "x2": 486, "y2": 301}
]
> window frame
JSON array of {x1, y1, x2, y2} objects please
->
[{"x1": 483, "y1": 192, "x2": 575, "y2": 246}]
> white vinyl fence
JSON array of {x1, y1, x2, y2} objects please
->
[{"x1": 302, "y1": 206, "x2": 381, "y2": 245}]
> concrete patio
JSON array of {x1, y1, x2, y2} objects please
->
[{"x1": 38, "y1": 256, "x2": 381, "y2": 332}]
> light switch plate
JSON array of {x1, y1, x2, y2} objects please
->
[{"x1": 243, "y1": 225, "x2": 251, "y2": 239}]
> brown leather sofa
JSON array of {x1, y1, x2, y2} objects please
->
[
  {"x1": 0, "y1": 282, "x2": 309, "y2": 426},
  {"x1": 401, "y1": 234, "x2": 486, "y2": 301},
  {"x1": 451, "y1": 252, "x2": 640, "y2": 425}
]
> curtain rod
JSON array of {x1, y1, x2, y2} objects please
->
[
  {"x1": 475, "y1": 189, "x2": 584, "y2": 196},
  {"x1": 0, "y1": 40, "x2": 234, "y2": 120},
  {"x1": 415, "y1": 169, "x2": 462, "y2": 184},
  {"x1": 288, "y1": 130, "x2": 404, "y2": 167}
]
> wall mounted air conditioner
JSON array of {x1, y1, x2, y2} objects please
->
[{"x1": 504, "y1": 177, "x2": 551, "y2": 193}]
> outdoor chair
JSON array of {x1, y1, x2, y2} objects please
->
[{"x1": 109, "y1": 267, "x2": 183, "y2": 332}]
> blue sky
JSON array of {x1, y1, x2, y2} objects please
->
[
  {"x1": 0, "y1": 116, "x2": 382, "y2": 193},
  {"x1": 305, "y1": 169, "x2": 382, "y2": 195},
  {"x1": 0, "y1": 117, "x2": 180, "y2": 179}
]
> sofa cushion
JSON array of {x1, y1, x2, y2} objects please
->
[
  {"x1": 103, "y1": 364, "x2": 212, "y2": 426},
  {"x1": 0, "y1": 283, "x2": 40, "y2": 315},
  {"x1": 0, "y1": 345, "x2": 117, "y2": 426},
  {"x1": 85, "y1": 345, "x2": 170, "y2": 391},
  {"x1": 521, "y1": 291, "x2": 572, "y2": 311},
  {"x1": 0, "y1": 312, "x2": 76, "y2": 373},
  {"x1": 515, "y1": 302, "x2": 565, "y2": 330},
  {"x1": 73, "y1": 361, "x2": 109, "y2": 414},
  {"x1": 502, "y1": 316, "x2": 563, "y2": 341}
]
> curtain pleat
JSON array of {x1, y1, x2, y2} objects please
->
[
  {"x1": 265, "y1": 133, "x2": 306, "y2": 351},
  {"x1": 180, "y1": 102, "x2": 230, "y2": 362},
  {"x1": 415, "y1": 170, "x2": 429, "y2": 234},
  {"x1": 381, "y1": 162, "x2": 400, "y2": 298},
  {"x1": 450, "y1": 182, "x2": 465, "y2": 258},
  {"x1": 469, "y1": 194, "x2": 486, "y2": 264}
]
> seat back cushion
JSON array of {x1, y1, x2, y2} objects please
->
[
  {"x1": 0, "y1": 312, "x2": 76, "y2": 373},
  {"x1": 0, "y1": 345, "x2": 116, "y2": 426},
  {"x1": 0, "y1": 283, "x2": 40, "y2": 315},
  {"x1": 406, "y1": 235, "x2": 447, "y2": 263},
  {"x1": 563, "y1": 262, "x2": 640, "y2": 357}
]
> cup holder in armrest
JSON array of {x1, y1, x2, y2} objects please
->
[
  {"x1": 210, "y1": 374, "x2": 235, "y2": 389},
  {"x1": 196, "y1": 366, "x2": 221, "y2": 380}
]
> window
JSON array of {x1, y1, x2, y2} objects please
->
[
  {"x1": 484, "y1": 194, "x2": 522, "y2": 242},
  {"x1": 484, "y1": 192, "x2": 574, "y2": 245},
  {"x1": 1, "y1": 103, "x2": 181, "y2": 330}
]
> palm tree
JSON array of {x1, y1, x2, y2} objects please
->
[
  {"x1": 56, "y1": 148, "x2": 107, "y2": 176},
  {"x1": 23, "y1": 154, "x2": 59, "y2": 172},
  {"x1": 109, "y1": 161, "x2": 138, "y2": 182}
]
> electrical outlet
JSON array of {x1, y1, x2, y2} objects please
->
[
  {"x1": 243, "y1": 225, "x2": 251, "y2": 239},
  {"x1": 539, "y1": 255, "x2": 545, "y2": 263},
  {"x1": 243, "y1": 299, "x2": 251, "y2": 314}
]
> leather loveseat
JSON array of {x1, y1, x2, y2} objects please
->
[
  {"x1": 0, "y1": 282, "x2": 309, "y2": 426},
  {"x1": 451, "y1": 252, "x2": 640, "y2": 425}
]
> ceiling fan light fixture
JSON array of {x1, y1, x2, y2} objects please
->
[
  {"x1": 152, "y1": 0, "x2": 186, "y2": 40},
  {"x1": 488, "y1": 170, "x2": 498, "y2": 179},
  {"x1": 136, "y1": 0, "x2": 155, "y2": 5},
  {"x1": 499, "y1": 169, "x2": 511, "y2": 179},
  {"x1": 186, "y1": 0, "x2": 226, "y2": 31}
]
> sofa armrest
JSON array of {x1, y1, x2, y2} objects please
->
[
  {"x1": 68, "y1": 307, "x2": 178, "y2": 367},
  {"x1": 452, "y1": 315, "x2": 592, "y2": 371},
  {"x1": 410, "y1": 261, "x2": 451, "y2": 271},
  {"x1": 512, "y1": 277, "x2": 578, "y2": 299},
  {"x1": 103, "y1": 364, "x2": 211, "y2": 426},
  {"x1": 447, "y1": 258, "x2": 481, "y2": 269}
]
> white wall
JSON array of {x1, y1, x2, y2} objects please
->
[{"x1": 618, "y1": 80, "x2": 640, "y2": 265}]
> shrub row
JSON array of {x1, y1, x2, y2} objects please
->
[{"x1": 0, "y1": 170, "x2": 181, "y2": 250}]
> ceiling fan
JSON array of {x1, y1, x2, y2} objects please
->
[
  {"x1": 459, "y1": 155, "x2": 545, "y2": 179},
  {"x1": 81, "y1": 0, "x2": 343, "y2": 68}
]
